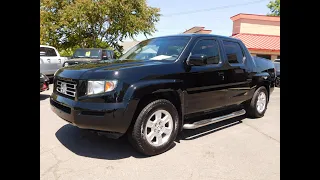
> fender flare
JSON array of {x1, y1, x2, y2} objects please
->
[{"x1": 122, "y1": 79, "x2": 185, "y2": 132}]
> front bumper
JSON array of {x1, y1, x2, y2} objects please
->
[{"x1": 50, "y1": 92, "x2": 132, "y2": 135}]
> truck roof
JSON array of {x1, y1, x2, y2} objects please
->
[
  {"x1": 154, "y1": 33, "x2": 240, "y2": 42},
  {"x1": 40, "y1": 45, "x2": 56, "y2": 48}
]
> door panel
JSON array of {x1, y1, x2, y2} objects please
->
[
  {"x1": 185, "y1": 65, "x2": 228, "y2": 114},
  {"x1": 221, "y1": 40, "x2": 252, "y2": 106},
  {"x1": 184, "y1": 38, "x2": 229, "y2": 115},
  {"x1": 40, "y1": 57, "x2": 49, "y2": 75},
  {"x1": 224, "y1": 65, "x2": 252, "y2": 106},
  {"x1": 56, "y1": 55, "x2": 63, "y2": 69}
]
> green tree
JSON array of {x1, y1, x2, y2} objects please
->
[
  {"x1": 40, "y1": 0, "x2": 160, "y2": 53},
  {"x1": 267, "y1": 0, "x2": 280, "y2": 16}
]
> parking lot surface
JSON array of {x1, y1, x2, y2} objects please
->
[{"x1": 40, "y1": 85, "x2": 280, "y2": 180}]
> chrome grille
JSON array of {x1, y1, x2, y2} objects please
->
[{"x1": 56, "y1": 80, "x2": 77, "y2": 97}]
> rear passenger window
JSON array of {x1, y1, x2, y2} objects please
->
[
  {"x1": 46, "y1": 48, "x2": 57, "y2": 56},
  {"x1": 223, "y1": 41, "x2": 244, "y2": 64},
  {"x1": 191, "y1": 39, "x2": 220, "y2": 64}
]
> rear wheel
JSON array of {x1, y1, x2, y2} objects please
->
[
  {"x1": 246, "y1": 86, "x2": 268, "y2": 118},
  {"x1": 128, "y1": 99, "x2": 179, "y2": 156}
]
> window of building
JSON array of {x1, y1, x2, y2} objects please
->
[
  {"x1": 191, "y1": 39, "x2": 220, "y2": 64},
  {"x1": 256, "y1": 54, "x2": 271, "y2": 60},
  {"x1": 222, "y1": 41, "x2": 245, "y2": 64}
]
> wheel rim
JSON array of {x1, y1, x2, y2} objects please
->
[
  {"x1": 144, "y1": 110, "x2": 174, "y2": 147},
  {"x1": 256, "y1": 92, "x2": 267, "y2": 113}
]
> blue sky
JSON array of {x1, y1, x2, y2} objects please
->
[{"x1": 125, "y1": 0, "x2": 271, "y2": 41}]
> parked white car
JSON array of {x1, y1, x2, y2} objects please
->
[{"x1": 40, "y1": 45, "x2": 67, "y2": 78}]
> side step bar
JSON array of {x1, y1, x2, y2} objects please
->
[{"x1": 183, "y1": 109, "x2": 246, "y2": 129}]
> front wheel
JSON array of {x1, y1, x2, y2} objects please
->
[{"x1": 128, "y1": 99, "x2": 180, "y2": 156}]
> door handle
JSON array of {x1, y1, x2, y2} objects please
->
[
  {"x1": 47, "y1": 59, "x2": 51, "y2": 63},
  {"x1": 58, "y1": 59, "x2": 61, "y2": 63}
]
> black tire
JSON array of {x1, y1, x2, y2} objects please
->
[
  {"x1": 128, "y1": 99, "x2": 180, "y2": 156},
  {"x1": 246, "y1": 86, "x2": 269, "y2": 118},
  {"x1": 275, "y1": 77, "x2": 280, "y2": 87}
]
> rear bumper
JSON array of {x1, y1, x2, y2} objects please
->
[{"x1": 50, "y1": 92, "x2": 133, "y2": 134}]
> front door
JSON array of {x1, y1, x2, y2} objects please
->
[{"x1": 184, "y1": 37, "x2": 229, "y2": 115}]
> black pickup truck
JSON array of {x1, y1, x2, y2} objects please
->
[
  {"x1": 62, "y1": 48, "x2": 114, "y2": 67},
  {"x1": 51, "y1": 34, "x2": 275, "y2": 156}
]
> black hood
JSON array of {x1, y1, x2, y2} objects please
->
[{"x1": 56, "y1": 59, "x2": 167, "y2": 80}]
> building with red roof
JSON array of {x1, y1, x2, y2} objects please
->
[{"x1": 230, "y1": 13, "x2": 280, "y2": 61}]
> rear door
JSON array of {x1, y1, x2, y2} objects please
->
[
  {"x1": 185, "y1": 37, "x2": 229, "y2": 114},
  {"x1": 221, "y1": 40, "x2": 252, "y2": 106}
]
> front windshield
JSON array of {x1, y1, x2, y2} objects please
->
[
  {"x1": 73, "y1": 49, "x2": 102, "y2": 59},
  {"x1": 119, "y1": 36, "x2": 191, "y2": 61}
]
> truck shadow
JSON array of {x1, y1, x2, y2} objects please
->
[
  {"x1": 55, "y1": 124, "x2": 148, "y2": 160},
  {"x1": 55, "y1": 116, "x2": 245, "y2": 160}
]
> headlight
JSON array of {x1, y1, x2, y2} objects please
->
[
  {"x1": 87, "y1": 80, "x2": 118, "y2": 95},
  {"x1": 64, "y1": 62, "x2": 69, "y2": 67}
]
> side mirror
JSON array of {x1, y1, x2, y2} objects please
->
[
  {"x1": 187, "y1": 54, "x2": 208, "y2": 66},
  {"x1": 40, "y1": 51, "x2": 46, "y2": 56}
]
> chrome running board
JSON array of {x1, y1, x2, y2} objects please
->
[{"x1": 183, "y1": 109, "x2": 246, "y2": 129}]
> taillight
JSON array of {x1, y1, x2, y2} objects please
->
[{"x1": 42, "y1": 83, "x2": 48, "y2": 90}]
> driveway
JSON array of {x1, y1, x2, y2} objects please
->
[{"x1": 40, "y1": 85, "x2": 280, "y2": 180}]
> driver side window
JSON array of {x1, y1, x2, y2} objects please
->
[{"x1": 191, "y1": 39, "x2": 220, "y2": 64}]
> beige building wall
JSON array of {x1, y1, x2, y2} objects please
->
[
  {"x1": 232, "y1": 20, "x2": 241, "y2": 35},
  {"x1": 231, "y1": 14, "x2": 280, "y2": 36},
  {"x1": 249, "y1": 50, "x2": 280, "y2": 61},
  {"x1": 240, "y1": 19, "x2": 280, "y2": 36}
]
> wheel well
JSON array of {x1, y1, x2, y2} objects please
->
[{"x1": 128, "y1": 91, "x2": 182, "y2": 131}]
